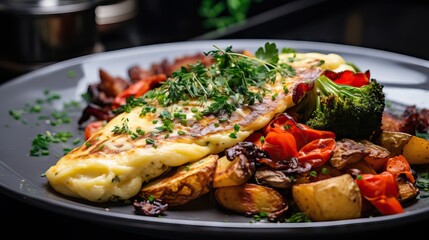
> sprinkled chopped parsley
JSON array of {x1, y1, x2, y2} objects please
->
[
  {"x1": 29, "y1": 131, "x2": 74, "y2": 156},
  {"x1": 229, "y1": 124, "x2": 240, "y2": 139},
  {"x1": 252, "y1": 211, "x2": 268, "y2": 221},
  {"x1": 416, "y1": 172, "x2": 429, "y2": 198},
  {"x1": 285, "y1": 212, "x2": 311, "y2": 223}
]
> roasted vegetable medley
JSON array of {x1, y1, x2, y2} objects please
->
[{"x1": 71, "y1": 43, "x2": 429, "y2": 222}]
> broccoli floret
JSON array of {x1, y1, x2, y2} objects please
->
[{"x1": 303, "y1": 75, "x2": 385, "y2": 140}]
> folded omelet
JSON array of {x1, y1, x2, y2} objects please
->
[{"x1": 46, "y1": 51, "x2": 353, "y2": 202}]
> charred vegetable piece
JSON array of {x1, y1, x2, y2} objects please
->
[
  {"x1": 359, "y1": 140, "x2": 390, "y2": 171},
  {"x1": 254, "y1": 166, "x2": 294, "y2": 189},
  {"x1": 397, "y1": 177, "x2": 419, "y2": 202},
  {"x1": 98, "y1": 68, "x2": 129, "y2": 97},
  {"x1": 329, "y1": 138, "x2": 368, "y2": 170},
  {"x1": 215, "y1": 183, "x2": 288, "y2": 221},
  {"x1": 133, "y1": 197, "x2": 168, "y2": 216}
]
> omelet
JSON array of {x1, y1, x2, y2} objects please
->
[{"x1": 45, "y1": 51, "x2": 353, "y2": 202}]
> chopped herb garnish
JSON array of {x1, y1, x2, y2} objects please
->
[
  {"x1": 63, "y1": 100, "x2": 80, "y2": 109},
  {"x1": 309, "y1": 170, "x2": 317, "y2": 177},
  {"x1": 253, "y1": 211, "x2": 269, "y2": 221},
  {"x1": 131, "y1": 132, "x2": 139, "y2": 140},
  {"x1": 63, "y1": 148, "x2": 72, "y2": 155},
  {"x1": 72, "y1": 138, "x2": 81, "y2": 145},
  {"x1": 177, "y1": 130, "x2": 186, "y2": 135},
  {"x1": 146, "y1": 138, "x2": 155, "y2": 145},
  {"x1": 229, "y1": 132, "x2": 237, "y2": 139},
  {"x1": 30, "y1": 104, "x2": 42, "y2": 113},
  {"x1": 112, "y1": 118, "x2": 130, "y2": 135},
  {"x1": 271, "y1": 92, "x2": 278, "y2": 100},
  {"x1": 136, "y1": 128, "x2": 145, "y2": 136},
  {"x1": 67, "y1": 70, "x2": 76, "y2": 78},
  {"x1": 321, "y1": 167, "x2": 328, "y2": 174},
  {"x1": 283, "y1": 85, "x2": 289, "y2": 94},
  {"x1": 416, "y1": 172, "x2": 429, "y2": 198},
  {"x1": 314, "y1": 59, "x2": 325, "y2": 67},
  {"x1": 9, "y1": 109, "x2": 24, "y2": 120},
  {"x1": 285, "y1": 212, "x2": 311, "y2": 223},
  {"x1": 29, "y1": 131, "x2": 74, "y2": 156}
]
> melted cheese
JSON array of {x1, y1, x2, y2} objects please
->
[
  {"x1": 46, "y1": 51, "x2": 349, "y2": 202},
  {"x1": 279, "y1": 52, "x2": 355, "y2": 72}
]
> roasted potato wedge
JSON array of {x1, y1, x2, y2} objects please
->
[
  {"x1": 377, "y1": 131, "x2": 412, "y2": 157},
  {"x1": 378, "y1": 131, "x2": 429, "y2": 164},
  {"x1": 402, "y1": 136, "x2": 429, "y2": 165},
  {"x1": 139, "y1": 155, "x2": 218, "y2": 207},
  {"x1": 215, "y1": 183, "x2": 288, "y2": 220},
  {"x1": 213, "y1": 155, "x2": 255, "y2": 188},
  {"x1": 292, "y1": 174, "x2": 362, "y2": 221}
]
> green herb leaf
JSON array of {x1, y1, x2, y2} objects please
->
[{"x1": 255, "y1": 42, "x2": 279, "y2": 65}]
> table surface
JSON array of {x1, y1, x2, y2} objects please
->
[{"x1": 2, "y1": 191, "x2": 428, "y2": 239}]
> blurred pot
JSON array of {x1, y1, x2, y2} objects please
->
[{"x1": 0, "y1": 0, "x2": 100, "y2": 73}]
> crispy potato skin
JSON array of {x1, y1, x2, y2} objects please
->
[
  {"x1": 213, "y1": 156, "x2": 255, "y2": 188},
  {"x1": 377, "y1": 131, "x2": 412, "y2": 157},
  {"x1": 139, "y1": 155, "x2": 218, "y2": 207},
  {"x1": 215, "y1": 183, "x2": 288, "y2": 220},
  {"x1": 292, "y1": 174, "x2": 362, "y2": 221}
]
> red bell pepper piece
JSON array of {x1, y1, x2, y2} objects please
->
[
  {"x1": 264, "y1": 113, "x2": 335, "y2": 149},
  {"x1": 112, "y1": 74, "x2": 167, "y2": 109},
  {"x1": 262, "y1": 129, "x2": 298, "y2": 161},
  {"x1": 84, "y1": 120, "x2": 105, "y2": 140},
  {"x1": 355, "y1": 171, "x2": 404, "y2": 215},
  {"x1": 297, "y1": 138, "x2": 336, "y2": 168},
  {"x1": 385, "y1": 155, "x2": 415, "y2": 183},
  {"x1": 324, "y1": 70, "x2": 370, "y2": 87}
]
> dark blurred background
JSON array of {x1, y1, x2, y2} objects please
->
[{"x1": 1, "y1": 0, "x2": 428, "y2": 83}]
